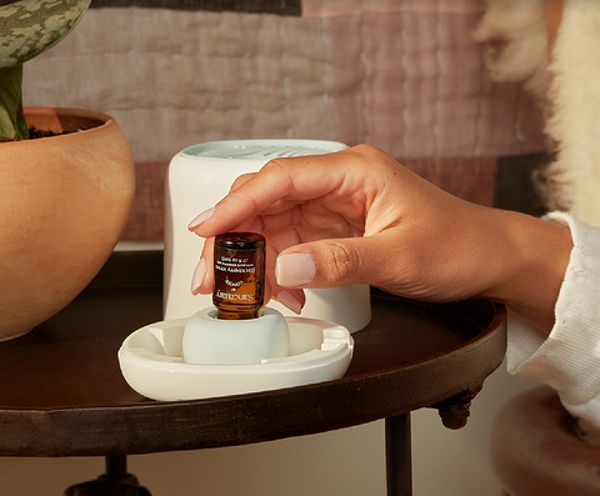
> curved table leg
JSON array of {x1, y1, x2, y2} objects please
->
[
  {"x1": 386, "y1": 414, "x2": 412, "y2": 496},
  {"x1": 64, "y1": 455, "x2": 152, "y2": 496}
]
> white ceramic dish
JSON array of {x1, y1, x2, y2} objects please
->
[{"x1": 118, "y1": 316, "x2": 354, "y2": 401}]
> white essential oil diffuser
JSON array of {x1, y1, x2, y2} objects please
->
[
  {"x1": 119, "y1": 140, "x2": 362, "y2": 400},
  {"x1": 164, "y1": 139, "x2": 372, "y2": 333}
]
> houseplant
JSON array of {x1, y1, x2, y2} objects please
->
[{"x1": 0, "y1": 0, "x2": 135, "y2": 340}]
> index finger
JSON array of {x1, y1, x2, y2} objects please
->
[{"x1": 189, "y1": 149, "x2": 349, "y2": 238}]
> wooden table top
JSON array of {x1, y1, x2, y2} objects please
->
[{"x1": 0, "y1": 252, "x2": 506, "y2": 457}]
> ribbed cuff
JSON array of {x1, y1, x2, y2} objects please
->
[{"x1": 507, "y1": 212, "x2": 600, "y2": 425}]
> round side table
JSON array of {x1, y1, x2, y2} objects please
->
[{"x1": 0, "y1": 252, "x2": 506, "y2": 495}]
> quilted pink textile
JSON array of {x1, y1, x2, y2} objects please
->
[
  {"x1": 311, "y1": 0, "x2": 545, "y2": 159},
  {"x1": 22, "y1": 2, "x2": 543, "y2": 240}
]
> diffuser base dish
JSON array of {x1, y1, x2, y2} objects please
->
[{"x1": 118, "y1": 316, "x2": 354, "y2": 401}]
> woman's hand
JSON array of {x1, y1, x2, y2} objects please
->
[{"x1": 189, "y1": 144, "x2": 572, "y2": 332}]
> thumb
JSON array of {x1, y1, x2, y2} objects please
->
[{"x1": 275, "y1": 236, "x2": 386, "y2": 288}]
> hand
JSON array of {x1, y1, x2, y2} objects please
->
[{"x1": 189, "y1": 144, "x2": 572, "y2": 332}]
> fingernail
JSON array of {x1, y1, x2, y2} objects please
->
[
  {"x1": 276, "y1": 291, "x2": 304, "y2": 314},
  {"x1": 188, "y1": 207, "x2": 215, "y2": 230},
  {"x1": 191, "y1": 259, "x2": 206, "y2": 295},
  {"x1": 275, "y1": 253, "x2": 316, "y2": 287}
]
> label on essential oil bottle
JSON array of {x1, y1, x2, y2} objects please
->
[{"x1": 213, "y1": 232, "x2": 265, "y2": 319}]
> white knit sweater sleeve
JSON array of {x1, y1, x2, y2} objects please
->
[{"x1": 507, "y1": 212, "x2": 600, "y2": 429}]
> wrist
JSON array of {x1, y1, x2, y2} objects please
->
[{"x1": 482, "y1": 209, "x2": 573, "y2": 332}]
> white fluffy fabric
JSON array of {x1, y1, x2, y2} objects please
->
[
  {"x1": 545, "y1": 1, "x2": 600, "y2": 224},
  {"x1": 476, "y1": 0, "x2": 600, "y2": 225},
  {"x1": 473, "y1": 0, "x2": 549, "y2": 104}
]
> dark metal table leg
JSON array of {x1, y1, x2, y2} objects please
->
[
  {"x1": 386, "y1": 414, "x2": 412, "y2": 496},
  {"x1": 64, "y1": 455, "x2": 152, "y2": 495}
]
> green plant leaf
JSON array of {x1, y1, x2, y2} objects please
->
[
  {"x1": 0, "y1": 0, "x2": 91, "y2": 140},
  {"x1": 0, "y1": 64, "x2": 28, "y2": 140},
  {"x1": 0, "y1": 0, "x2": 91, "y2": 69}
]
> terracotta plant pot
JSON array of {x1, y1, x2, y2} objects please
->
[{"x1": 0, "y1": 107, "x2": 135, "y2": 341}]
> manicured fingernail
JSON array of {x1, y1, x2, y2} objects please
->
[
  {"x1": 276, "y1": 291, "x2": 304, "y2": 314},
  {"x1": 275, "y1": 253, "x2": 316, "y2": 286},
  {"x1": 188, "y1": 207, "x2": 215, "y2": 230},
  {"x1": 191, "y1": 259, "x2": 206, "y2": 295}
]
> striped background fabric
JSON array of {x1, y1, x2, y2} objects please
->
[
  {"x1": 22, "y1": 0, "x2": 548, "y2": 240},
  {"x1": 90, "y1": 0, "x2": 301, "y2": 14}
]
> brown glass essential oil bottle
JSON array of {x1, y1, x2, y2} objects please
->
[{"x1": 213, "y1": 232, "x2": 266, "y2": 320}]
